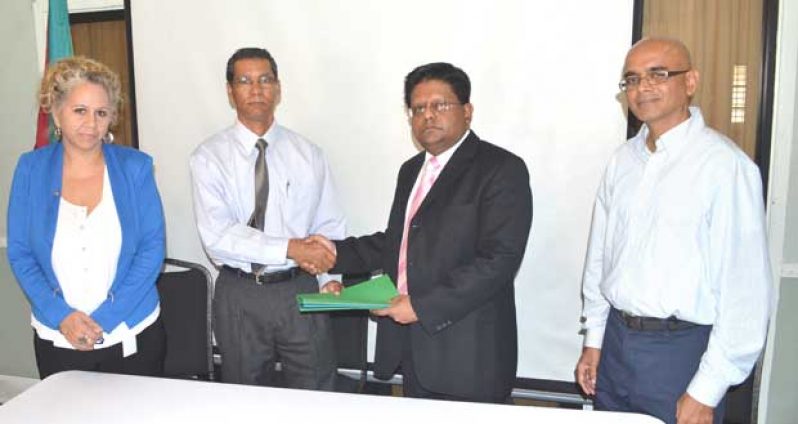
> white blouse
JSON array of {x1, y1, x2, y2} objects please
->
[{"x1": 33, "y1": 167, "x2": 158, "y2": 356}]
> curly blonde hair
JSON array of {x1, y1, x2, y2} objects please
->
[{"x1": 39, "y1": 56, "x2": 122, "y2": 125}]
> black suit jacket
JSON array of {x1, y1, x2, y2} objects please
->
[{"x1": 333, "y1": 131, "x2": 532, "y2": 400}]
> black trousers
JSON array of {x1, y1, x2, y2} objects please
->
[
  {"x1": 34, "y1": 316, "x2": 165, "y2": 379},
  {"x1": 213, "y1": 268, "x2": 337, "y2": 390},
  {"x1": 399, "y1": 325, "x2": 511, "y2": 404}
]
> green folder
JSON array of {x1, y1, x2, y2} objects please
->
[{"x1": 297, "y1": 275, "x2": 398, "y2": 312}]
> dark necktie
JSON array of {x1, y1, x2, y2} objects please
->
[{"x1": 248, "y1": 138, "x2": 268, "y2": 273}]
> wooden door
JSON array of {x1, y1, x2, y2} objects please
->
[
  {"x1": 70, "y1": 12, "x2": 134, "y2": 148},
  {"x1": 642, "y1": 0, "x2": 764, "y2": 160}
]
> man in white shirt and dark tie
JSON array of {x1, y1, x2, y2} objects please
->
[
  {"x1": 575, "y1": 37, "x2": 773, "y2": 424},
  {"x1": 190, "y1": 47, "x2": 345, "y2": 389}
]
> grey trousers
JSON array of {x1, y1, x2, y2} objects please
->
[{"x1": 213, "y1": 268, "x2": 337, "y2": 390}]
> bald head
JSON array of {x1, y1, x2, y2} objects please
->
[{"x1": 625, "y1": 37, "x2": 693, "y2": 70}]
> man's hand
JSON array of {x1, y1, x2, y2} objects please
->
[
  {"x1": 306, "y1": 234, "x2": 336, "y2": 254},
  {"x1": 59, "y1": 311, "x2": 103, "y2": 351},
  {"x1": 676, "y1": 393, "x2": 713, "y2": 424},
  {"x1": 575, "y1": 347, "x2": 601, "y2": 396},
  {"x1": 320, "y1": 280, "x2": 343, "y2": 295},
  {"x1": 372, "y1": 295, "x2": 418, "y2": 324},
  {"x1": 288, "y1": 236, "x2": 336, "y2": 275}
]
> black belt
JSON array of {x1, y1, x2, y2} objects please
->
[
  {"x1": 222, "y1": 265, "x2": 301, "y2": 285},
  {"x1": 617, "y1": 309, "x2": 698, "y2": 331}
]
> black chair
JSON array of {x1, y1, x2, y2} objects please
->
[
  {"x1": 156, "y1": 258, "x2": 214, "y2": 381},
  {"x1": 330, "y1": 273, "x2": 372, "y2": 393}
]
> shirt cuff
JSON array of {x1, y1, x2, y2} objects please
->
[
  {"x1": 584, "y1": 326, "x2": 606, "y2": 349},
  {"x1": 316, "y1": 273, "x2": 341, "y2": 289},
  {"x1": 686, "y1": 368, "x2": 728, "y2": 407},
  {"x1": 272, "y1": 237, "x2": 290, "y2": 264}
]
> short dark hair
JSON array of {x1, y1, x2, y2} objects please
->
[
  {"x1": 226, "y1": 47, "x2": 279, "y2": 83},
  {"x1": 404, "y1": 62, "x2": 470, "y2": 108}
]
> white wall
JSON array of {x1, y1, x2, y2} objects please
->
[{"x1": 131, "y1": 0, "x2": 633, "y2": 382}]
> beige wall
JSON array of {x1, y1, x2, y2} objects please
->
[
  {"x1": 0, "y1": 0, "x2": 39, "y2": 245},
  {"x1": 0, "y1": 250, "x2": 37, "y2": 378},
  {"x1": 761, "y1": 0, "x2": 798, "y2": 422},
  {"x1": 783, "y1": 76, "x2": 798, "y2": 263},
  {"x1": 763, "y1": 1, "x2": 798, "y2": 416},
  {"x1": 0, "y1": 0, "x2": 40, "y2": 378},
  {"x1": 766, "y1": 279, "x2": 798, "y2": 423}
]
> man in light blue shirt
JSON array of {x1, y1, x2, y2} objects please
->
[
  {"x1": 576, "y1": 38, "x2": 772, "y2": 424},
  {"x1": 190, "y1": 47, "x2": 345, "y2": 389}
]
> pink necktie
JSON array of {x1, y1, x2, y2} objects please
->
[{"x1": 397, "y1": 156, "x2": 441, "y2": 295}]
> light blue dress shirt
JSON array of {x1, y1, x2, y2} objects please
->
[{"x1": 581, "y1": 108, "x2": 773, "y2": 406}]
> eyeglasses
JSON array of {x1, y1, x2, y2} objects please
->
[
  {"x1": 233, "y1": 74, "x2": 278, "y2": 87},
  {"x1": 407, "y1": 101, "x2": 461, "y2": 118},
  {"x1": 618, "y1": 69, "x2": 690, "y2": 91}
]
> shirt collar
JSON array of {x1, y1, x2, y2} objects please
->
[
  {"x1": 233, "y1": 119, "x2": 279, "y2": 153},
  {"x1": 633, "y1": 106, "x2": 704, "y2": 158},
  {"x1": 424, "y1": 129, "x2": 470, "y2": 168}
]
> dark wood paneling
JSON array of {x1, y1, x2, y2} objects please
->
[{"x1": 70, "y1": 15, "x2": 133, "y2": 148}]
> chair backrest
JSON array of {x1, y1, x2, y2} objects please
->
[
  {"x1": 156, "y1": 258, "x2": 214, "y2": 380},
  {"x1": 330, "y1": 273, "x2": 371, "y2": 393}
]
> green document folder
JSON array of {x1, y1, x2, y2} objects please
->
[{"x1": 297, "y1": 274, "x2": 398, "y2": 312}]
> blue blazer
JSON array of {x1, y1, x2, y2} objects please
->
[{"x1": 7, "y1": 143, "x2": 165, "y2": 332}]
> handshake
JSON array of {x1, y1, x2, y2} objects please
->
[{"x1": 288, "y1": 234, "x2": 337, "y2": 275}]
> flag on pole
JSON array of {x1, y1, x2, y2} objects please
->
[{"x1": 34, "y1": 0, "x2": 74, "y2": 149}]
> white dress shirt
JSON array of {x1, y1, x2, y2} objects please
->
[
  {"x1": 190, "y1": 120, "x2": 346, "y2": 286},
  {"x1": 35, "y1": 167, "x2": 158, "y2": 355},
  {"x1": 581, "y1": 107, "x2": 773, "y2": 406}
]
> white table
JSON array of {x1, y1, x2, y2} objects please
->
[
  {"x1": 0, "y1": 375, "x2": 38, "y2": 405},
  {"x1": 0, "y1": 371, "x2": 663, "y2": 423}
]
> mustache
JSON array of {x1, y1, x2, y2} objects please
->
[{"x1": 635, "y1": 95, "x2": 661, "y2": 103}]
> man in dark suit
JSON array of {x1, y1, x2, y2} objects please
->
[{"x1": 317, "y1": 62, "x2": 532, "y2": 402}]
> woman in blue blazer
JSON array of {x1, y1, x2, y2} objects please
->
[{"x1": 7, "y1": 57, "x2": 166, "y2": 378}]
